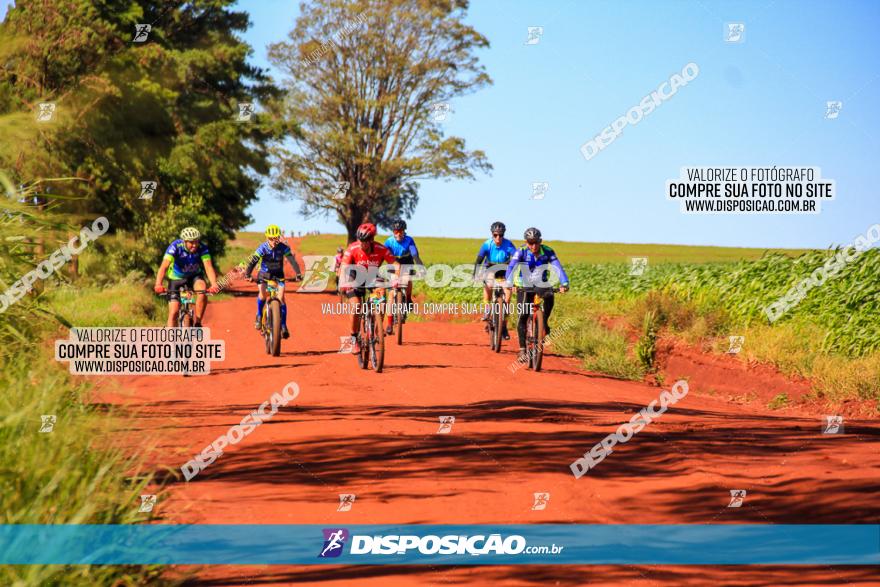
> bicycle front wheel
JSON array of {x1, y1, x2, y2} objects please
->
[{"x1": 268, "y1": 298, "x2": 282, "y2": 356}]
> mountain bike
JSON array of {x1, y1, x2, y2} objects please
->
[
  {"x1": 486, "y1": 277, "x2": 508, "y2": 353},
  {"x1": 159, "y1": 285, "x2": 206, "y2": 328},
  {"x1": 389, "y1": 284, "x2": 407, "y2": 345},
  {"x1": 357, "y1": 288, "x2": 386, "y2": 372},
  {"x1": 259, "y1": 278, "x2": 284, "y2": 356},
  {"x1": 521, "y1": 287, "x2": 560, "y2": 372}
]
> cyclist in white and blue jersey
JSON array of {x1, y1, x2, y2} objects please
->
[{"x1": 473, "y1": 221, "x2": 517, "y2": 339}]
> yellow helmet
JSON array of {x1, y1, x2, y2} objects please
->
[{"x1": 265, "y1": 224, "x2": 282, "y2": 238}]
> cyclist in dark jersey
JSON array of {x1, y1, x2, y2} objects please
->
[
  {"x1": 153, "y1": 226, "x2": 220, "y2": 327},
  {"x1": 243, "y1": 224, "x2": 303, "y2": 339},
  {"x1": 382, "y1": 219, "x2": 424, "y2": 335},
  {"x1": 505, "y1": 227, "x2": 570, "y2": 362}
]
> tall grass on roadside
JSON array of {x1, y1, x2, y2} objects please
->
[{"x1": 0, "y1": 176, "x2": 169, "y2": 585}]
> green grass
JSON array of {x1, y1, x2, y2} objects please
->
[
  {"x1": 295, "y1": 232, "x2": 809, "y2": 264},
  {"x1": 0, "y1": 282, "x2": 170, "y2": 586}
]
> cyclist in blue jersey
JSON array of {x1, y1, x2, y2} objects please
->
[
  {"x1": 505, "y1": 227, "x2": 570, "y2": 362},
  {"x1": 243, "y1": 224, "x2": 303, "y2": 339},
  {"x1": 474, "y1": 221, "x2": 517, "y2": 339},
  {"x1": 153, "y1": 226, "x2": 220, "y2": 327},
  {"x1": 383, "y1": 219, "x2": 424, "y2": 335}
]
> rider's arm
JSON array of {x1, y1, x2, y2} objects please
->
[
  {"x1": 154, "y1": 257, "x2": 171, "y2": 289},
  {"x1": 547, "y1": 249, "x2": 570, "y2": 287},
  {"x1": 504, "y1": 248, "x2": 521, "y2": 285},
  {"x1": 285, "y1": 250, "x2": 303, "y2": 279},
  {"x1": 203, "y1": 257, "x2": 219, "y2": 288},
  {"x1": 472, "y1": 242, "x2": 488, "y2": 277},
  {"x1": 408, "y1": 240, "x2": 424, "y2": 268},
  {"x1": 244, "y1": 247, "x2": 262, "y2": 278}
]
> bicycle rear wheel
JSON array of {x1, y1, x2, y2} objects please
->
[
  {"x1": 268, "y1": 298, "x2": 282, "y2": 356},
  {"x1": 180, "y1": 308, "x2": 193, "y2": 329}
]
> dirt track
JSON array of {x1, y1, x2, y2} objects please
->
[{"x1": 94, "y1": 249, "x2": 880, "y2": 586}]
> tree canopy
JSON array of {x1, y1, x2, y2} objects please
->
[{"x1": 268, "y1": 0, "x2": 492, "y2": 241}]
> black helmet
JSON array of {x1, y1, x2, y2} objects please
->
[
  {"x1": 524, "y1": 227, "x2": 542, "y2": 242},
  {"x1": 391, "y1": 219, "x2": 407, "y2": 231},
  {"x1": 490, "y1": 221, "x2": 506, "y2": 235}
]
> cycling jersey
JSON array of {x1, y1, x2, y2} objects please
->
[
  {"x1": 476, "y1": 237, "x2": 517, "y2": 265},
  {"x1": 164, "y1": 239, "x2": 211, "y2": 279},
  {"x1": 245, "y1": 240, "x2": 299, "y2": 277},
  {"x1": 505, "y1": 244, "x2": 570, "y2": 288},
  {"x1": 384, "y1": 235, "x2": 420, "y2": 262},
  {"x1": 341, "y1": 241, "x2": 396, "y2": 269}
]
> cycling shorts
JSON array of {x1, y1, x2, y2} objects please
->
[{"x1": 167, "y1": 273, "x2": 205, "y2": 302}]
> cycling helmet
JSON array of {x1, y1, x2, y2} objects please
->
[
  {"x1": 180, "y1": 226, "x2": 201, "y2": 241},
  {"x1": 490, "y1": 221, "x2": 506, "y2": 235},
  {"x1": 265, "y1": 224, "x2": 282, "y2": 238},
  {"x1": 356, "y1": 222, "x2": 377, "y2": 242},
  {"x1": 524, "y1": 227, "x2": 542, "y2": 243},
  {"x1": 391, "y1": 219, "x2": 407, "y2": 231}
]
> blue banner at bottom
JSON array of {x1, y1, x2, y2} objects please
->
[{"x1": 0, "y1": 525, "x2": 877, "y2": 565}]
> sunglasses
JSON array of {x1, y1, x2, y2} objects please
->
[
  {"x1": 526, "y1": 239, "x2": 539, "y2": 245},
  {"x1": 492, "y1": 233, "x2": 503, "y2": 237}
]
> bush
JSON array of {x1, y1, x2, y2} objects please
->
[{"x1": 112, "y1": 195, "x2": 229, "y2": 275}]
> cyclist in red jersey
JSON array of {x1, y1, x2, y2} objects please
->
[{"x1": 339, "y1": 223, "x2": 400, "y2": 353}]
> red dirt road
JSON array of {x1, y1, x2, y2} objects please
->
[{"x1": 95, "y1": 274, "x2": 880, "y2": 585}]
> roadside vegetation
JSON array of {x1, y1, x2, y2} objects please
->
[{"x1": 301, "y1": 233, "x2": 880, "y2": 403}]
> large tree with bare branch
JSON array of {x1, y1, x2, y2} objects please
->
[{"x1": 268, "y1": 0, "x2": 492, "y2": 241}]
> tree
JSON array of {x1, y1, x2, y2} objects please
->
[
  {"x1": 268, "y1": 0, "x2": 492, "y2": 241},
  {"x1": 0, "y1": 0, "x2": 287, "y2": 240}
]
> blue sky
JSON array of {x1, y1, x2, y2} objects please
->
[{"x1": 4, "y1": 0, "x2": 879, "y2": 248}]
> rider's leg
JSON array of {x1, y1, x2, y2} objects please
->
[
  {"x1": 256, "y1": 281, "x2": 267, "y2": 322},
  {"x1": 542, "y1": 291, "x2": 555, "y2": 336},
  {"x1": 193, "y1": 278, "x2": 207, "y2": 324},
  {"x1": 167, "y1": 300, "x2": 180, "y2": 327},
  {"x1": 481, "y1": 282, "x2": 492, "y2": 320},
  {"x1": 516, "y1": 288, "x2": 528, "y2": 350},
  {"x1": 277, "y1": 281, "x2": 287, "y2": 327}
]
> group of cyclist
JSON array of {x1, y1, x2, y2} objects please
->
[{"x1": 153, "y1": 220, "x2": 569, "y2": 362}]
